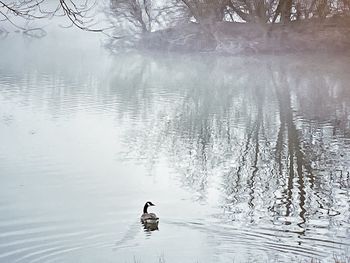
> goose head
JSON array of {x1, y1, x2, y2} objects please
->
[{"x1": 143, "y1": 201, "x2": 155, "y2": 213}]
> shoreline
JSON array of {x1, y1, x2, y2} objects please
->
[{"x1": 136, "y1": 17, "x2": 350, "y2": 55}]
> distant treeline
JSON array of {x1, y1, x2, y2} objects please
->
[
  {"x1": 106, "y1": 0, "x2": 350, "y2": 53},
  {"x1": 108, "y1": 0, "x2": 350, "y2": 33}
]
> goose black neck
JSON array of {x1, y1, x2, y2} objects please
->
[{"x1": 143, "y1": 203, "x2": 148, "y2": 214}]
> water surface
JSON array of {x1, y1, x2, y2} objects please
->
[{"x1": 0, "y1": 31, "x2": 350, "y2": 263}]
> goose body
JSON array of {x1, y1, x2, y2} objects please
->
[{"x1": 140, "y1": 201, "x2": 159, "y2": 224}]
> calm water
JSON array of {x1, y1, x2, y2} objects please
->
[{"x1": 0, "y1": 29, "x2": 350, "y2": 263}]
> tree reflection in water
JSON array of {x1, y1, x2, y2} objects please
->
[
  {"x1": 109, "y1": 53, "x2": 350, "y2": 253},
  {"x1": 2, "y1": 49, "x2": 348, "y2": 259}
]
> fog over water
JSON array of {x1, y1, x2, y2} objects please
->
[{"x1": 0, "y1": 24, "x2": 350, "y2": 263}]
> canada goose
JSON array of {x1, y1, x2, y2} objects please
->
[{"x1": 140, "y1": 201, "x2": 159, "y2": 225}]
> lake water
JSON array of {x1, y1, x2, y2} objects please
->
[{"x1": 0, "y1": 28, "x2": 350, "y2": 263}]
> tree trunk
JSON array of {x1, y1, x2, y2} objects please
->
[{"x1": 272, "y1": 0, "x2": 292, "y2": 24}]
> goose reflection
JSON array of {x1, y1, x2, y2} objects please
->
[{"x1": 143, "y1": 223, "x2": 159, "y2": 232}]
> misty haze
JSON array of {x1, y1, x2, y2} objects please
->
[{"x1": 0, "y1": 1, "x2": 350, "y2": 263}]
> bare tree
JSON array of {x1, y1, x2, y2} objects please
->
[
  {"x1": 0, "y1": 0, "x2": 105, "y2": 37},
  {"x1": 226, "y1": 0, "x2": 277, "y2": 23},
  {"x1": 3, "y1": 0, "x2": 349, "y2": 38},
  {"x1": 180, "y1": 0, "x2": 349, "y2": 25},
  {"x1": 179, "y1": 0, "x2": 228, "y2": 24},
  {"x1": 105, "y1": 0, "x2": 187, "y2": 49},
  {"x1": 108, "y1": 0, "x2": 186, "y2": 34},
  {"x1": 109, "y1": 0, "x2": 153, "y2": 33}
]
